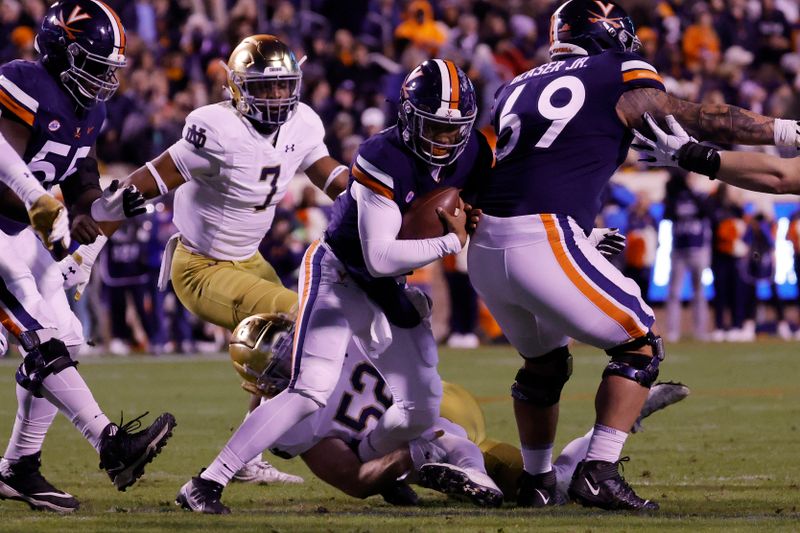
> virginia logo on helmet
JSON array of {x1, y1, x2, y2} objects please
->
[
  {"x1": 398, "y1": 59, "x2": 477, "y2": 167},
  {"x1": 55, "y1": 6, "x2": 92, "y2": 40},
  {"x1": 36, "y1": 0, "x2": 127, "y2": 107}
]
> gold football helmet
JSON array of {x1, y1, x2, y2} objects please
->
[
  {"x1": 226, "y1": 34, "x2": 301, "y2": 132},
  {"x1": 439, "y1": 381, "x2": 488, "y2": 446},
  {"x1": 229, "y1": 313, "x2": 294, "y2": 396}
]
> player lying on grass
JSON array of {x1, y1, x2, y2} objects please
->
[
  {"x1": 212, "y1": 314, "x2": 689, "y2": 510},
  {"x1": 633, "y1": 112, "x2": 800, "y2": 195}
]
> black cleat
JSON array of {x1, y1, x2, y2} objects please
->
[
  {"x1": 418, "y1": 463, "x2": 503, "y2": 508},
  {"x1": 99, "y1": 412, "x2": 176, "y2": 491},
  {"x1": 517, "y1": 469, "x2": 567, "y2": 507},
  {"x1": 176, "y1": 473, "x2": 231, "y2": 514},
  {"x1": 568, "y1": 458, "x2": 658, "y2": 511},
  {"x1": 0, "y1": 453, "x2": 79, "y2": 513},
  {"x1": 380, "y1": 480, "x2": 419, "y2": 506}
]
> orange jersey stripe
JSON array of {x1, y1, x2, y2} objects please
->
[
  {"x1": 541, "y1": 214, "x2": 646, "y2": 338},
  {"x1": 292, "y1": 240, "x2": 321, "y2": 367},
  {"x1": 446, "y1": 60, "x2": 459, "y2": 109},
  {"x1": 623, "y1": 69, "x2": 664, "y2": 84},
  {"x1": 0, "y1": 89, "x2": 34, "y2": 126},
  {"x1": 0, "y1": 307, "x2": 23, "y2": 338},
  {"x1": 353, "y1": 166, "x2": 394, "y2": 199}
]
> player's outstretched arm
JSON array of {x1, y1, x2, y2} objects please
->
[
  {"x1": 305, "y1": 156, "x2": 349, "y2": 200},
  {"x1": 301, "y1": 437, "x2": 412, "y2": 499},
  {"x1": 714, "y1": 151, "x2": 800, "y2": 194},
  {"x1": 633, "y1": 113, "x2": 800, "y2": 194},
  {"x1": 0, "y1": 117, "x2": 70, "y2": 252},
  {"x1": 618, "y1": 88, "x2": 786, "y2": 146}
]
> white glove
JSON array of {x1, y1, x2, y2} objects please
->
[
  {"x1": 27, "y1": 193, "x2": 71, "y2": 253},
  {"x1": 58, "y1": 235, "x2": 107, "y2": 300},
  {"x1": 90, "y1": 180, "x2": 148, "y2": 222},
  {"x1": 632, "y1": 112, "x2": 695, "y2": 168},
  {"x1": 588, "y1": 228, "x2": 626, "y2": 257}
]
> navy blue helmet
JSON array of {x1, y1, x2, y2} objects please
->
[
  {"x1": 35, "y1": 0, "x2": 127, "y2": 107},
  {"x1": 398, "y1": 59, "x2": 477, "y2": 167},
  {"x1": 549, "y1": 0, "x2": 641, "y2": 59}
]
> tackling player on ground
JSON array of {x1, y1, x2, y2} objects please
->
[
  {"x1": 0, "y1": 0, "x2": 175, "y2": 513},
  {"x1": 469, "y1": 0, "x2": 791, "y2": 511}
]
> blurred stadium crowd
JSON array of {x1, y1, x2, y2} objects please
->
[{"x1": 2, "y1": 0, "x2": 800, "y2": 354}]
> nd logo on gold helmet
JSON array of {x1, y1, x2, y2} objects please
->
[{"x1": 229, "y1": 313, "x2": 294, "y2": 397}]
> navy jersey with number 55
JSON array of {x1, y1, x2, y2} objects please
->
[
  {"x1": 479, "y1": 51, "x2": 665, "y2": 231},
  {"x1": 0, "y1": 60, "x2": 105, "y2": 234}
]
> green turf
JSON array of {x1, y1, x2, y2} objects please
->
[{"x1": 0, "y1": 341, "x2": 798, "y2": 531}]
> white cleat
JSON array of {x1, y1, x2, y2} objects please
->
[
  {"x1": 232, "y1": 461, "x2": 304, "y2": 485},
  {"x1": 631, "y1": 381, "x2": 690, "y2": 433},
  {"x1": 418, "y1": 463, "x2": 503, "y2": 507}
]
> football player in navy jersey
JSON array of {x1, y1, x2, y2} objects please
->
[
  {"x1": 0, "y1": 0, "x2": 174, "y2": 513},
  {"x1": 176, "y1": 59, "x2": 494, "y2": 514},
  {"x1": 469, "y1": 0, "x2": 792, "y2": 511}
]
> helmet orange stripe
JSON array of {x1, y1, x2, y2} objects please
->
[
  {"x1": 446, "y1": 60, "x2": 459, "y2": 109},
  {"x1": 93, "y1": 0, "x2": 126, "y2": 54}
]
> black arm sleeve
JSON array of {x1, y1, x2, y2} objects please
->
[{"x1": 60, "y1": 156, "x2": 101, "y2": 208}]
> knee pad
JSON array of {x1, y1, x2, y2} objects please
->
[
  {"x1": 603, "y1": 332, "x2": 665, "y2": 388},
  {"x1": 511, "y1": 346, "x2": 573, "y2": 407},
  {"x1": 16, "y1": 333, "x2": 78, "y2": 397}
]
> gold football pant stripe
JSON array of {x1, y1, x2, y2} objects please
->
[{"x1": 171, "y1": 241, "x2": 298, "y2": 331}]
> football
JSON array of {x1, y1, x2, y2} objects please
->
[{"x1": 397, "y1": 186, "x2": 462, "y2": 239}]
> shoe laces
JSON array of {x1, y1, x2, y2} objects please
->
[{"x1": 116, "y1": 411, "x2": 149, "y2": 435}]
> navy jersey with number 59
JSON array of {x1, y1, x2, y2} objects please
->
[{"x1": 479, "y1": 51, "x2": 665, "y2": 231}]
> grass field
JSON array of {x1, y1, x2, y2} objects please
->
[{"x1": 0, "y1": 341, "x2": 798, "y2": 532}]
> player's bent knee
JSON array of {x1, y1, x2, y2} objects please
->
[
  {"x1": 15, "y1": 332, "x2": 77, "y2": 397},
  {"x1": 603, "y1": 332, "x2": 665, "y2": 388},
  {"x1": 511, "y1": 346, "x2": 573, "y2": 407}
]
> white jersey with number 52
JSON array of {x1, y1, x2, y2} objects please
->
[{"x1": 167, "y1": 101, "x2": 328, "y2": 260}]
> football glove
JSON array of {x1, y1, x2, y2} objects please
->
[
  {"x1": 588, "y1": 228, "x2": 626, "y2": 257},
  {"x1": 632, "y1": 112, "x2": 695, "y2": 168},
  {"x1": 90, "y1": 179, "x2": 148, "y2": 222},
  {"x1": 59, "y1": 235, "x2": 107, "y2": 300},
  {"x1": 27, "y1": 193, "x2": 71, "y2": 253}
]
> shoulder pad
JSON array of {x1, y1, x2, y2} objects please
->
[{"x1": 351, "y1": 131, "x2": 411, "y2": 201}]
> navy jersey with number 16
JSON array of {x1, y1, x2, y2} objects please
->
[{"x1": 478, "y1": 51, "x2": 665, "y2": 232}]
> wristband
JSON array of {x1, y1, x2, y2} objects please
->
[
  {"x1": 323, "y1": 165, "x2": 348, "y2": 194},
  {"x1": 773, "y1": 118, "x2": 799, "y2": 148},
  {"x1": 146, "y1": 161, "x2": 169, "y2": 195},
  {"x1": 676, "y1": 142, "x2": 721, "y2": 178}
]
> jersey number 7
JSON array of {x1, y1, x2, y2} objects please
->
[{"x1": 255, "y1": 165, "x2": 281, "y2": 211}]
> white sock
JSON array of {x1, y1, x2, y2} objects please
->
[
  {"x1": 584, "y1": 424, "x2": 628, "y2": 463},
  {"x1": 521, "y1": 443, "x2": 554, "y2": 475},
  {"x1": 201, "y1": 390, "x2": 318, "y2": 487},
  {"x1": 39, "y1": 367, "x2": 111, "y2": 451},
  {"x1": 553, "y1": 429, "x2": 592, "y2": 497},
  {"x1": 3, "y1": 385, "x2": 58, "y2": 461}
]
